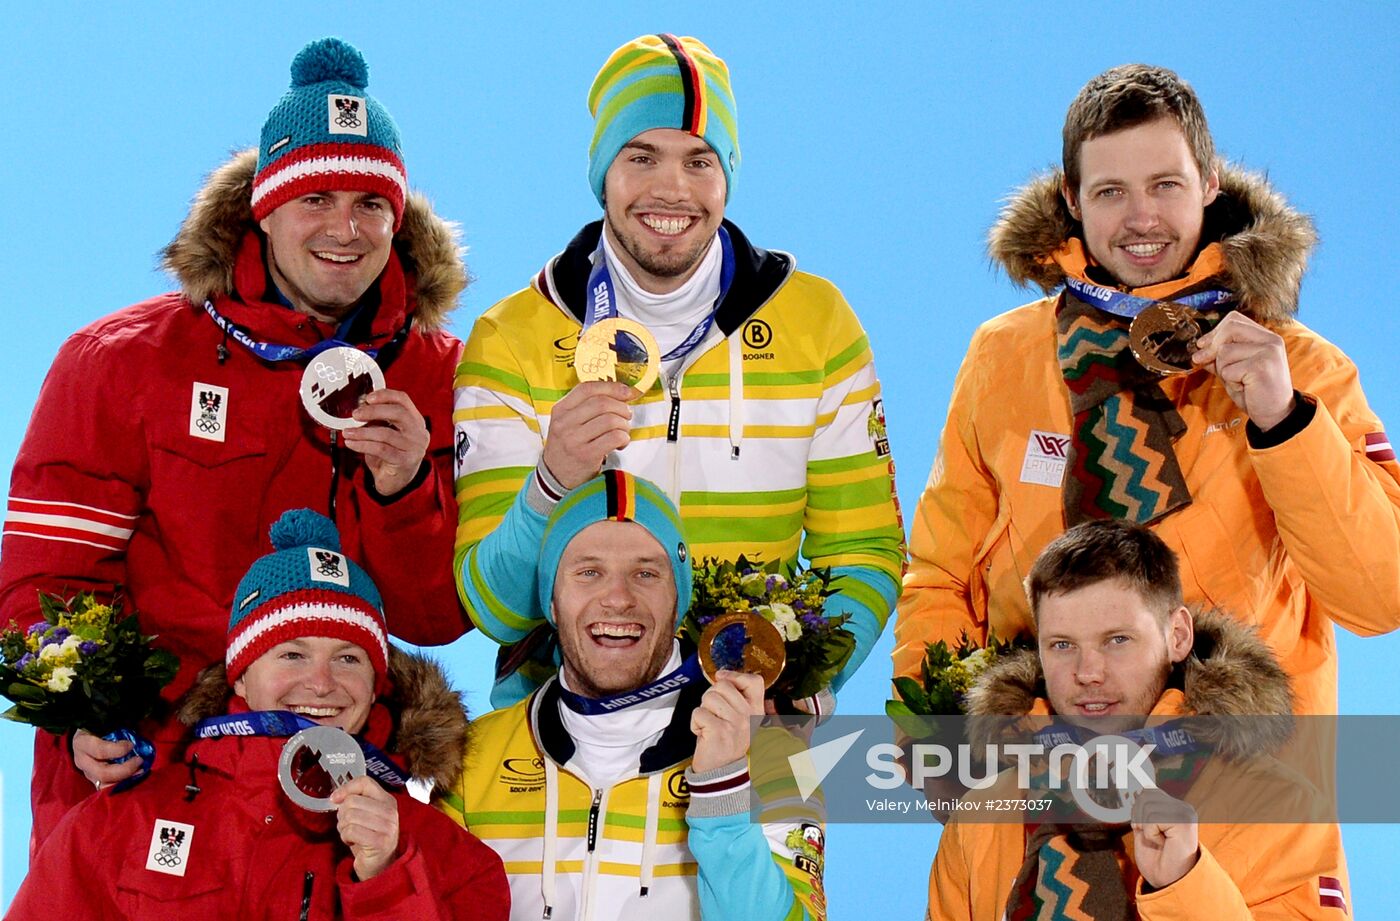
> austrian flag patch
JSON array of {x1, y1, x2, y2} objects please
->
[{"x1": 1365, "y1": 431, "x2": 1395, "y2": 463}]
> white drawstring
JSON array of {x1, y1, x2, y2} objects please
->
[
  {"x1": 728, "y1": 333, "x2": 744, "y2": 459},
  {"x1": 542, "y1": 758, "x2": 559, "y2": 918},
  {"x1": 639, "y1": 773, "x2": 662, "y2": 897}
]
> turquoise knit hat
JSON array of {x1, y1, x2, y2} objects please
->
[
  {"x1": 537, "y1": 470, "x2": 692, "y2": 627},
  {"x1": 252, "y1": 37, "x2": 408, "y2": 229},
  {"x1": 227, "y1": 509, "x2": 387, "y2": 685},
  {"x1": 586, "y1": 34, "x2": 740, "y2": 206}
]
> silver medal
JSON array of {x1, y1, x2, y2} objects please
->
[
  {"x1": 277, "y1": 725, "x2": 367, "y2": 812},
  {"x1": 299, "y1": 346, "x2": 386, "y2": 430}
]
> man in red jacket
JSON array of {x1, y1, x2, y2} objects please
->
[
  {"x1": 6, "y1": 509, "x2": 508, "y2": 921},
  {"x1": 0, "y1": 37, "x2": 470, "y2": 853}
]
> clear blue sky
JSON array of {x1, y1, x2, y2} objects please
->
[{"x1": 3, "y1": 1, "x2": 1397, "y2": 914}]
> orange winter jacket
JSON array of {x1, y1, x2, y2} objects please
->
[
  {"x1": 926, "y1": 611, "x2": 1351, "y2": 920},
  {"x1": 894, "y1": 167, "x2": 1400, "y2": 720}
]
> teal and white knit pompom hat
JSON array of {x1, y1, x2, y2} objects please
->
[
  {"x1": 226, "y1": 508, "x2": 388, "y2": 686},
  {"x1": 252, "y1": 37, "x2": 408, "y2": 228}
]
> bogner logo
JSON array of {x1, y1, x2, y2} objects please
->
[
  {"x1": 499, "y1": 756, "x2": 546, "y2": 792},
  {"x1": 742, "y1": 318, "x2": 774, "y2": 359},
  {"x1": 664, "y1": 770, "x2": 690, "y2": 807}
]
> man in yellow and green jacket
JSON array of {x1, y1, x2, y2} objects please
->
[{"x1": 453, "y1": 34, "x2": 903, "y2": 704}]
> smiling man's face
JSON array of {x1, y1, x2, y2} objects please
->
[
  {"x1": 553, "y1": 520, "x2": 677, "y2": 698},
  {"x1": 1063, "y1": 117, "x2": 1219, "y2": 288},
  {"x1": 258, "y1": 189, "x2": 394, "y2": 321},
  {"x1": 602, "y1": 127, "x2": 726, "y2": 295},
  {"x1": 1037, "y1": 578, "x2": 1193, "y2": 728}
]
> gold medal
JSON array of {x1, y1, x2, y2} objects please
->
[
  {"x1": 575, "y1": 318, "x2": 661, "y2": 393},
  {"x1": 698, "y1": 611, "x2": 788, "y2": 690},
  {"x1": 1128, "y1": 302, "x2": 1213, "y2": 376}
]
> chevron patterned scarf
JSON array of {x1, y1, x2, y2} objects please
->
[{"x1": 1056, "y1": 293, "x2": 1191, "y2": 526}]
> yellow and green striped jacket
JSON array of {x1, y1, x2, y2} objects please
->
[
  {"x1": 436, "y1": 679, "x2": 825, "y2": 920},
  {"x1": 453, "y1": 221, "x2": 904, "y2": 702}
]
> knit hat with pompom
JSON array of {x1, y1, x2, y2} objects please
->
[
  {"x1": 226, "y1": 508, "x2": 388, "y2": 686},
  {"x1": 251, "y1": 37, "x2": 408, "y2": 228}
]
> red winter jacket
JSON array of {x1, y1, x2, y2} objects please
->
[
  {"x1": 0, "y1": 151, "x2": 470, "y2": 850},
  {"x1": 6, "y1": 650, "x2": 509, "y2": 921}
]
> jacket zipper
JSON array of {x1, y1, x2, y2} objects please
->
[
  {"x1": 327, "y1": 431, "x2": 341, "y2": 524},
  {"x1": 665, "y1": 374, "x2": 681, "y2": 443},
  {"x1": 579, "y1": 787, "x2": 608, "y2": 921},
  {"x1": 299, "y1": 870, "x2": 314, "y2": 921},
  {"x1": 586, "y1": 788, "x2": 602, "y2": 851}
]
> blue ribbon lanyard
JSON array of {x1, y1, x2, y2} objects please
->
[
  {"x1": 1062, "y1": 276, "x2": 1235, "y2": 320},
  {"x1": 556, "y1": 655, "x2": 704, "y2": 715},
  {"x1": 193, "y1": 710, "x2": 409, "y2": 788},
  {"x1": 1031, "y1": 719, "x2": 1201, "y2": 758},
  {"x1": 203, "y1": 300, "x2": 410, "y2": 364},
  {"x1": 583, "y1": 226, "x2": 736, "y2": 364}
]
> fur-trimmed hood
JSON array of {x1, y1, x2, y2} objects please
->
[
  {"x1": 176, "y1": 645, "x2": 469, "y2": 791},
  {"x1": 988, "y1": 164, "x2": 1316, "y2": 325},
  {"x1": 965, "y1": 609, "x2": 1294, "y2": 760},
  {"x1": 160, "y1": 149, "x2": 466, "y2": 331}
]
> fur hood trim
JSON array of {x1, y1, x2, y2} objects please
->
[
  {"x1": 176, "y1": 645, "x2": 469, "y2": 791},
  {"x1": 160, "y1": 149, "x2": 466, "y2": 330},
  {"x1": 965, "y1": 608, "x2": 1294, "y2": 760},
  {"x1": 988, "y1": 164, "x2": 1316, "y2": 324}
]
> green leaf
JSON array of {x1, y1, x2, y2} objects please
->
[
  {"x1": 891, "y1": 676, "x2": 931, "y2": 713},
  {"x1": 5, "y1": 681, "x2": 49, "y2": 703}
]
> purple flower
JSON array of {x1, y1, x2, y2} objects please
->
[
  {"x1": 25, "y1": 622, "x2": 46, "y2": 637},
  {"x1": 16, "y1": 653, "x2": 35, "y2": 671},
  {"x1": 79, "y1": 640, "x2": 99, "y2": 656},
  {"x1": 51, "y1": 627, "x2": 71, "y2": 643}
]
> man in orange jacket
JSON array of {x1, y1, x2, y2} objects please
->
[
  {"x1": 927, "y1": 520, "x2": 1349, "y2": 920},
  {"x1": 893, "y1": 65, "x2": 1400, "y2": 723}
]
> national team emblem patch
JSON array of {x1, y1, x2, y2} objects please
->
[
  {"x1": 189, "y1": 382, "x2": 229, "y2": 443},
  {"x1": 1020, "y1": 430, "x2": 1070, "y2": 487},
  {"x1": 145, "y1": 819, "x2": 194, "y2": 876},
  {"x1": 308, "y1": 547, "x2": 350, "y2": 586},
  {"x1": 1365, "y1": 431, "x2": 1395, "y2": 463},
  {"x1": 1318, "y1": 875, "x2": 1347, "y2": 912},
  {"x1": 867, "y1": 400, "x2": 891, "y2": 458},
  {"x1": 328, "y1": 94, "x2": 367, "y2": 136}
]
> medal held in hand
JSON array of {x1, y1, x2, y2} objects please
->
[
  {"x1": 278, "y1": 725, "x2": 367, "y2": 812},
  {"x1": 300, "y1": 346, "x2": 386, "y2": 430},
  {"x1": 698, "y1": 611, "x2": 787, "y2": 690},
  {"x1": 1128, "y1": 302, "x2": 1220, "y2": 375},
  {"x1": 574, "y1": 318, "x2": 661, "y2": 394}
]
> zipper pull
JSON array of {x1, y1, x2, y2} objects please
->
[
  {"x1": 666, "y1": 376, "x2": 681, "y2": 443},
  {"x1": 586, "y1": 789, "x2": 603, "y2": 852},
  {"x1": 299, "y1": 870, "x2": 314, "y2": 921}
]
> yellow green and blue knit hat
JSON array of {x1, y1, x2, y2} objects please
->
[
  {"x1": 537, "y1": 470, "x2": 692, "y2": 628},
  {"x1": 586, "y1": 34, "x2": 740, "y2": 206},
  {"x1": 252, "y1": 37, "x2": 408, "y2": 229},
  {"x1": 226, "y1": 509, "x2": 388, "y2": 686}
]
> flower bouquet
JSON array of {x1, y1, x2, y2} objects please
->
[
  {"x1": 681, "y1": 556, "x2": 852, "y2": 700},
  {"x1": 885, "y1": 632, "x2": 1028, "y2": 737},
  {"x1": 0, "y1": 591, "x2": 179, "y2": 737}
]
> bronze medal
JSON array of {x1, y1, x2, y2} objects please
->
[
  {"x1": 698, "y1": 611, "x2": 788, "y2": 690},
  {"x1": 300, "y1": 346, "x2": 386, "y2": 429},
  {"x1": 1128, "y1": 301, "x2": 1211, "y2": 375},
  {"x1": 277, "y1": 725, "x2": 367, "y2": 812},
  {"x1": 575, "y1": 318, "x2": 661, "y2": 394}
]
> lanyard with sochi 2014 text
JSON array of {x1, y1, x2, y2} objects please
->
[
  {"x1": 202, "y1": 299, "x2": 413, "y2": 364},
  {"x1": 1062, "y1": 276, "x2": 1235, "y2": 319},
  {"x1": 555, "y1": 655, "x2": 704, "y2": 715},
  {"x1": 193, "y1": 710, "x2": 409, "y2": 788},
  {"x1": 583, "y1": 226, "x2": 737, "y2": 364}
]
